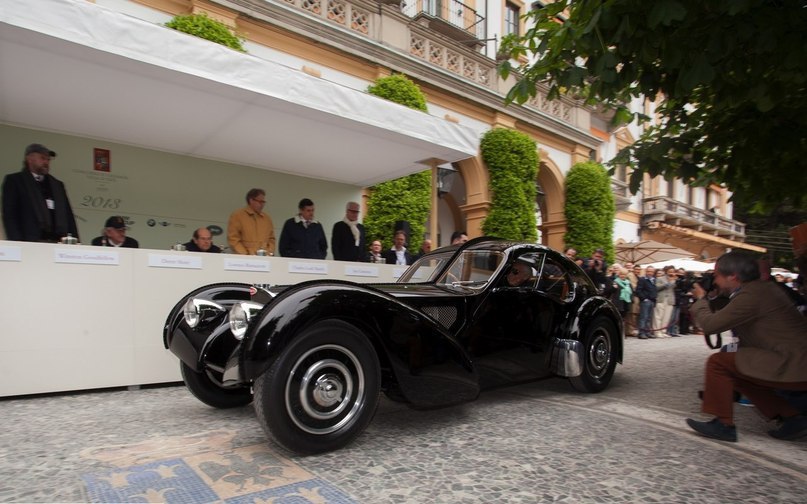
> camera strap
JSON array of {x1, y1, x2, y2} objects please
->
[
  {"x1": 705, "y1": 333, "x2": 722, "y2": 350},
  {"x1": 703, "y1": 295, "x2": 731, "y2": 350}
]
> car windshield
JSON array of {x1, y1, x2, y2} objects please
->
[{"x1": 398, "y1": 249, "x2": 505, "y2": 289}]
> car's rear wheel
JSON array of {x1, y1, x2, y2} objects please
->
[
  {"x1": 253, "y1": 320, "x2": 380, "y2": 455},
  {"x1": 569, "y1": 316, "x2": 618, "y2": 393},
  {"x1": 180, "y1": 362, "x2": 252, "y2": 408}
]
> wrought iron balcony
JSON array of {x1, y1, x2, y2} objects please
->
[
  {"x1": 641, "y1": 196, "x2": 746, "y2": 241},
  {"x1": 402, "y1": 0, "x2": 487, "y2": 46}
]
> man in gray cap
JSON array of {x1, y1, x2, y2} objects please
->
[{"x1": 2, "y1": 143, "x2": 79, "y2": 242}]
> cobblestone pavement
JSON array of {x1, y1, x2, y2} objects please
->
[{"x1": 2, "y1": 335, "x2": 805, "y2": 503}]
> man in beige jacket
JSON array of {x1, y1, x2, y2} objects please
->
[
  {"x1": 227, "y1": 188, "x2": 275, "y2": 255},
  {"x1": 686, "y1": 251, "x2": 807, "y2": 442}
]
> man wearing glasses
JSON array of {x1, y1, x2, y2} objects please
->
[
  {"x1": 331, "y1": 201, "x2": 366, "y2": 262},
  {"x1": 227, "y1": 188, "x2": 275, "y2": 255},
  {"x1": 506, "y1": 259, "x2": 535, "y2": 287}
]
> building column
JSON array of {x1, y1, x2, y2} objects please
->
[{"x1": 459, "y1": 201, "x2": 491, "y2": 239}]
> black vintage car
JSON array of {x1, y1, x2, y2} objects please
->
[{"x1": 164, "y1": 237, "x2": 623, "y2": 454}]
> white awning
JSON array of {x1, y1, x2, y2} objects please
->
[{"x1": 0, "y1": 0, "x2": 479, "y2": 186}]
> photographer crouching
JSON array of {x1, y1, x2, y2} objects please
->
[{"x1": 686, "y1": 251, "x2": 807, "y2": 442}]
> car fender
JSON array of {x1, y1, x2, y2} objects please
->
[
  {"x1": 163, "y1": 283, "x2": 256, "y2": 371},
  {"x1": 570, "y1": 297, "x2": 624, "y2": 363},
  {"x1": 240, "y1": 280, "x2": 480, "y2": 407}
]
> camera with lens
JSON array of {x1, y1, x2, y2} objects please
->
[
  {"x1": 676, "y1": 272, "x2": 695, "y2": 292},
  {"x1": 696, "y1": 272, "x2": 716, "y2": 292}
]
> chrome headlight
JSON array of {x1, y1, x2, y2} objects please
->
[
  {"x1": 183, "y1": 298, "x2": 224, "y2": 329},
  {"x1": 229, "y1": 301, "x2": 264, "y2": 340}
]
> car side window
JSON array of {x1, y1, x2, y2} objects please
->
[
  {"x1": 500, "y1": 252, "x2": 542, "y2": 289},
  {"x1": 538, "y1": 257, "x2": 569, "y2": 299},
  {"x1": 439, "y1": 250, "x2": 504, "y2": 287}
]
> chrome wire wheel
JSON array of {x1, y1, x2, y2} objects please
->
[
  {"x1": 570, "y1": 316, "x2": 618, "y2": 393},
  {"x1": 285, "y1": 344, "x2": 365, "y2": 435},
  {"x1": 587, "y1": 328, "x2": 612, "y2": 380},
  {"x1": 254, "y1": 320, "x2": 381, "y2": 454}
]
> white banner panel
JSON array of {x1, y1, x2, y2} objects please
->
[
  {"x1": 344, "y1": 264, "x2": 379, "y2": 277},
  {"x1": 0, "y1": 246, "x2": 22, "y2": 262},
  {"x1": 289, "y1": 261, "x2": 329, "y2": 275},
  {"x1": 224, "y1": 258, "x2": 271, "y2": 272},
  {"x1": 148, "y1": 254, "x2": 202, "y2": 269},
  {"x1": 54, "y1": 248, "x2": 119, "y2": 265}
]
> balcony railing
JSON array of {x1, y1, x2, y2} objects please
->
[
  {"x1": 642, "y1": 196, "x2": 746, "y2": 240},
  {"x1": 259, "y1": 0, "x2": 588, "y2": 127},
  {"x1": 402, "y1": 0, "x2": 486, "y2": 44},
  {"x1": 279, "y1": 0, "x2": 373, "y2": 36}
]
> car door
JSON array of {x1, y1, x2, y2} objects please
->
[{"x1": 464, "y1": 252, "x2": 568, "y2": 388}]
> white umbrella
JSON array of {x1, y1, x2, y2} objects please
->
[
  {"x1": 647, "y1": 258, "x2": 714, "y2": 272},
  {"x1": 615, "y1": 240, "x2": 695, "y2": 264},
  {"x1": 771, "y1": 267, "x2": 797, "y2": 279}
]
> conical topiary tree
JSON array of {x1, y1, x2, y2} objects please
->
[
  {"x1": 563, "y1": 161, "x2": 616, "y2": 262},
  {"x1": 364, "y1": 74, "x2": 430, "y2": 251},
  {"x1": 480, "y1": 128, "x2": 539, "y2": 241}
]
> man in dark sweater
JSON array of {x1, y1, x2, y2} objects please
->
[
  {"x1": 278, "y1": 198, "x2": 327, "y2": 259},
  {"x1": 184, "y1": 227, "x2": 221, "y2": 253}
]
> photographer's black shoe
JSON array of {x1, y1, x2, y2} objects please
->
[
  {"x1": 768, "y1": 414, "x2": 807, "y2": 440},
  {"x1": 686, "y1": 418, "x2": 737, "y2": 442}
]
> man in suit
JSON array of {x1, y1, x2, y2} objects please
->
[
  {"x1": 2, "y1": 143, "x2": 79, "y2": 242},
  {"x1": 686, "y1": 251, "x2": 807, "y2": 442},
  {"x1": 331, "y1": 201, "x2": 365, "y2": 261},
  {"x1": 278, "y1": 198, "x2": 327, "y2": 259},
  {"x1": 382, "y1": 230, "x2": 413, "y2": 266}
]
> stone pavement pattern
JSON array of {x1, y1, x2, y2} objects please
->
[{"x1": 1, "y1": 335, "x2": 805, "y2": 503}]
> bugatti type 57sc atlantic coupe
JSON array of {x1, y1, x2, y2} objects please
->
[{"x1": 164, "y1": 238, "x2": 623, "y2": 454}]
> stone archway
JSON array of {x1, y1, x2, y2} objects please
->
[
  {"x1": 440, "y1": 152, "x2": 567, "y2": 248},
  {"x1": 454, "y1": 156, "x2": 490, "y2": 239},
  {"x1": 537, "y1": 153, "x2": 567, "y2": 250}
]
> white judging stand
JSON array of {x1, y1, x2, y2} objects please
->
[{"x1": 0, "y1": 241, "x2": 401, "y2": 397}]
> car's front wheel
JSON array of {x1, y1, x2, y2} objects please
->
[
  {"x1": 180, "y1": 362, "x2": 253, "y2": 408},
  {"x1": 569, "y1": 316, "x2": 618, "y2": 393},
  {"x1": 253, "y1": 320, "x2": 381, "y2": 454}
]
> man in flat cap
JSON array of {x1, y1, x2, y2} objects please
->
[
  {"x1": 2, "y1": 143, "x2": 79, "y2": 242},
  {"x1": 91, "y1": 216, "x2": 139, "y2": 248}
]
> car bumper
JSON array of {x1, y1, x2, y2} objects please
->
[{"x1": 550, "y1": 338, "x2": 583, "y2": 377}]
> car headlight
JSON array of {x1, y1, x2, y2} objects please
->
[
  {"x1": 183, "y1": 298, "x2": 224, "y2": 329},
  {"x1": 229, "y1": 301, "x2": 264, "y2": 340}
]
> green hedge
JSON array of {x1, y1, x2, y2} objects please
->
[
  {"x1": 563, "y1": 161, "x2": 616, "y2": 262},
  {"x1": 166, "y1": 13, "x2": 246, "y2": 52},
  {"x1": 480, "y1": 128, "x2": 539, "y2": 241},
  {"x1": 364, "y1": 74, "x2": 430, "y2": 251},
  {"x1": 367, "y1": 74, "x2": 428, "y2": 112}
]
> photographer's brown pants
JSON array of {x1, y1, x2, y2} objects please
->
[{"x1": 702, "y1": 352, "x2": 807, "y2": 425}]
